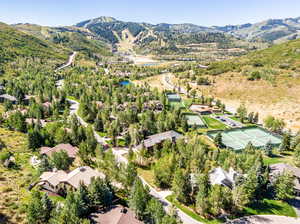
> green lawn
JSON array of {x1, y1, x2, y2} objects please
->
[
  {"x1": 243, "y1": 199, "x2": 297, "y2": 217},
  {"x1": 202, "y1": 116, "x2": 228, "y2": 130},
  {"x1": 49, "y1": 195, "x2": 65, "y2": 203},
  {"x1": 67, "y1": 96, "x2": 79, "y2": 102},
  {"x1": 263, "y1": 151, "x2": 294, "y2": 166},
  {"x1": 166, "y1": 195, "x2": 222, "y2": 224},
  {"x1": 137, "y1": 167, "x2": 158, "y2": 190},
  {"x1": 169, "y1": 101, "x2": 186, "y2": 109}
]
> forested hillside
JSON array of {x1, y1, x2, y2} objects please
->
[
  {"x1": 0, "y1": 22, "x2": 68, "y2": 75},
  {"x1": 13, "y1": 24, "x2": 112, "y2": 57}
]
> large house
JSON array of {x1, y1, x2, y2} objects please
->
[
  {"x1": 135, "y1": 130, "x2": 183, "y2": 151},
  {"x1": 40, "y1": 143, "x2": 79, "y2": 159},
  {"x1": 269, "y1": 163, "x2": 300, "y2": 196},
  {"x1": 190, "y1": 104, "x2": 221, "y2": 115},
  {"x1": 209, "y1": 167, "x2": 240, "y2": 189},
  {"x1": 0, "y1": 94, "x2": 17, "y2": 103},
  {"x1": 37, "y1": 166, "x2": 105, "y2": 194},
  {"x1": 91, "y1": 205, "x2": 143, "y2": 224}
]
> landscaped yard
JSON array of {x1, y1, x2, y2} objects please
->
[
  {"x1": 166, "y1": 195, "x2": 222, "y2": 224},
  {"x1": 202, "y1": 115, "x2": 228, "y2": 130},
  {"x1": 263, "y1": 151, "x2": 294, "y2": 166},
  {"x1": 137, "y1": 167, "x2": 157, "y2": 190},
  {"x1": 243, "y1": 199, "x2": 297, "y2": 217}
]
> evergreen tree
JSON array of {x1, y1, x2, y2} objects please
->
[
  {"x1": 273, "y1": 172, "x2": 295, "y2": 200},
  {"x1": 280, "y1": 133, "x2": 291, "y2": 152},
  {"x1": 88, "y1": 177, "x2": 113, "y2": 208},
  {"x1": 50, "y1": 150, "x2": 72, "y2": 170},
  {"x1": 26, "y1": 191, "x2": 53, "y2": 224},
  {"x1": 264, "y1": 141, "x2": 273, "y2": 156},
  {"x1": 146, "y1": 198, "x2": 165, "y2": 224},
  {"x1": 195, "y1": 173, "x2": 210, "y2": 217},
  {"x1": 172, "y1": 168, "x2": 191, "y2": 205},
  {"x1": 214, "y1": 132, "x2": 223, "y2": 148},
  {"x1": 129, "y1": 178, "x2": 150, "y2": 220},
  {"x1": 294, "y1": 144, "x2": 300, "y2": 167}
]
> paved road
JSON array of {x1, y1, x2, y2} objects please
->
[
  {"x1": 67, "y1": 99, "x2": 108, "y2": 145},
  {"x1": 55, "y1": 52, "x2": 77, "y2": 71},
  {"x1": 60, "y1": 52, "x2": 201, "y2": 224},
  {"x1": 163, "y1": 73, "x2": 187, "y2": 95}
]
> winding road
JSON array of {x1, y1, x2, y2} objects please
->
[{"x1": 56, "y1": 53, "x2": 202, "y2": 224}]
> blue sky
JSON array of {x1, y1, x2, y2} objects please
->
[{"x1": 0, "y1": 0, "x2": 300, "y2": 27}]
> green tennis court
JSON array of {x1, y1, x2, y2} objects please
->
[
  {"x1": 184, "y1": 113, "x2": 206, "y2": 128},
  {"x1": 207, "y1": 127, "x2": 282, "y2": 151}
]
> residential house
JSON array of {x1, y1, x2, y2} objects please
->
[
  {"x1": 269, "y1": 163, "x2": 300, "y2": 196},
  {"x1": 91, "y1": 205, "x2": 143, "y2": 224},
  {"x1": 135, "y1": 130, "x2": 183, "y2": 151},
  {"x1": 209, "y1": 167, "x2": 240, "y2": 189},
  {"x1": 190, "y1": 104, "x2": 221, "y2": 115},
  {"x1": 37, "y1": 166, "x2": 106, "y2": 194},
  {"x1": 0, "y1": 94, "x2": 17, "y2": 104},
  {"x1": 40, "y1": 143, "x2": 78, "y2": 159},
  {"x1": 26, "y1": 118, "x2": 49, "y2": 127}
]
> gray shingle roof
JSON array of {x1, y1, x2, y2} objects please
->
[
  {"x1": 0, "y1": 94, "x2": 17, "y2": 102},
  {"x1": 135, "y1": 130, "x2": 182, "y2": 150}
]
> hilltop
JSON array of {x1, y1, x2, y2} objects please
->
[
  {"x1": 0, "y1": 22, "x2": 68, "y2": 74},
  {"x1": 193, "y1": 38, "x2": 300, "y2": 131},
  {"x1": 215, "y1": 17, "x2": 300, "y2": 43},
  {"x1": 74, "y1": 16, "x2": 265, "y2": 59},
  {"x1": 13, "y1": 23, "x2": 112, "y2": 57}
]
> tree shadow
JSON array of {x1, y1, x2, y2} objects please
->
[{"x1": 0, "y1": 213, "x2": 12, "y2": 224}]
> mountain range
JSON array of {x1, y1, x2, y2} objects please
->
[
  {"x1": 11, "y1": 16, "x2": 300, "y2": 54},
  {"x1": 75, "y1": 16, "x2": 300, "y2": 44}
]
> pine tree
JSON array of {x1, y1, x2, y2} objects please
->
[
  {"x1": 273, "y1": 171, "x2": 295, "y2": 200},
  {"x1": 26, "y1": 191, "x2": 53, "y2": 224},
  {"x1": 264, "y1": 141, "x2": 273, "y2": 156},
  {"x1": 172, "y1": 168, "x2": 191, "y2": 205},
  {"x1": 294, "y1": 144, "x2": 300, "y2": 167},
  {"x1": 214, "y1": 132, "x2": 223, "y2": 148},
  {"x1": 129, "y1": 178, "x2": 150, "y2": 220}
]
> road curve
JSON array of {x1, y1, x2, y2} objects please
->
[{"x1": 55, "y1": 52, "x2": 77, "y2": 71}]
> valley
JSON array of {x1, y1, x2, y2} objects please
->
[{"x1": 1, "y1": 11, "x2": 300, "y2": 224}]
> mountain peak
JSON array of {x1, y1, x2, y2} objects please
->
[{"x1": 75, "y1": 16, "x2": 117, "y2": 28}]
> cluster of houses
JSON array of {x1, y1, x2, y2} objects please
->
[{"x1": 30, "y1": 142, "x2": 142, "y2": 224}]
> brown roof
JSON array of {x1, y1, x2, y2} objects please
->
[
  {"x1": 40, "y1": 143, "x2": 78, "y2": 158},
  {"x1": 40, "y1": 170, "x2": 68, "y2": 187},
  {"x1": 91, "y1": 205, "x2": 143, "y2": 224},
  {"x1": 40, "y1": 166, "x2": 105, "y2": 189},
  {"x1": 61, "y1": 166, "x2": 105, "y2": 189},
  {"x1": 190, "y1": 104, "x2": 220, "y2": 113}
]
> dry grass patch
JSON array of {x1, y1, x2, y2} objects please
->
[{"x1": 0, "y1": 128, "x2": 38, "y2": 224}]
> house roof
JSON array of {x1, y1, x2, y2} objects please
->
[
  {"x1": 0, "y1": 94, "x2": 17, "y2": 101},
  {"x1": 209, "y1": 167, "x2": 238, "y2": 189},
  {"x1": 270, "y1": 163, "x2": 300, "y2": 191},
  {"x1": 40, "y1": 143, "x2": 78, "y2": 158},
  {"x1": 61, "y1": 166, "x2": 106, "y2": 189},
  {"x1": 166, "y1": 93, "x2": 181, "y2": 101},
  {"x1": 40, "y1": 170, "x2": 68, "y2": 187},
  {"x1": 190, "y1": 104, "x2": 220, "y2": 113},
  {"x1": 135, "y1": 130, "x2": 183, "y2": 150},
  {"x1": 91, "y1": 205, "x2": 143, "y2": 224},
  {"x1": 26, "y1": 118, "x2": 48, "y2": 127},
  {"x1": 40, "y1": 166, "x2": 106, "y2": 189}
]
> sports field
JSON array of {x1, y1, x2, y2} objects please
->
[
  {"x1": 207, "y1": 127, "x2": 282, "y2": 151},
  {"x1": 184, "y1": 114, "x2": 206, "y2": 127}
]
